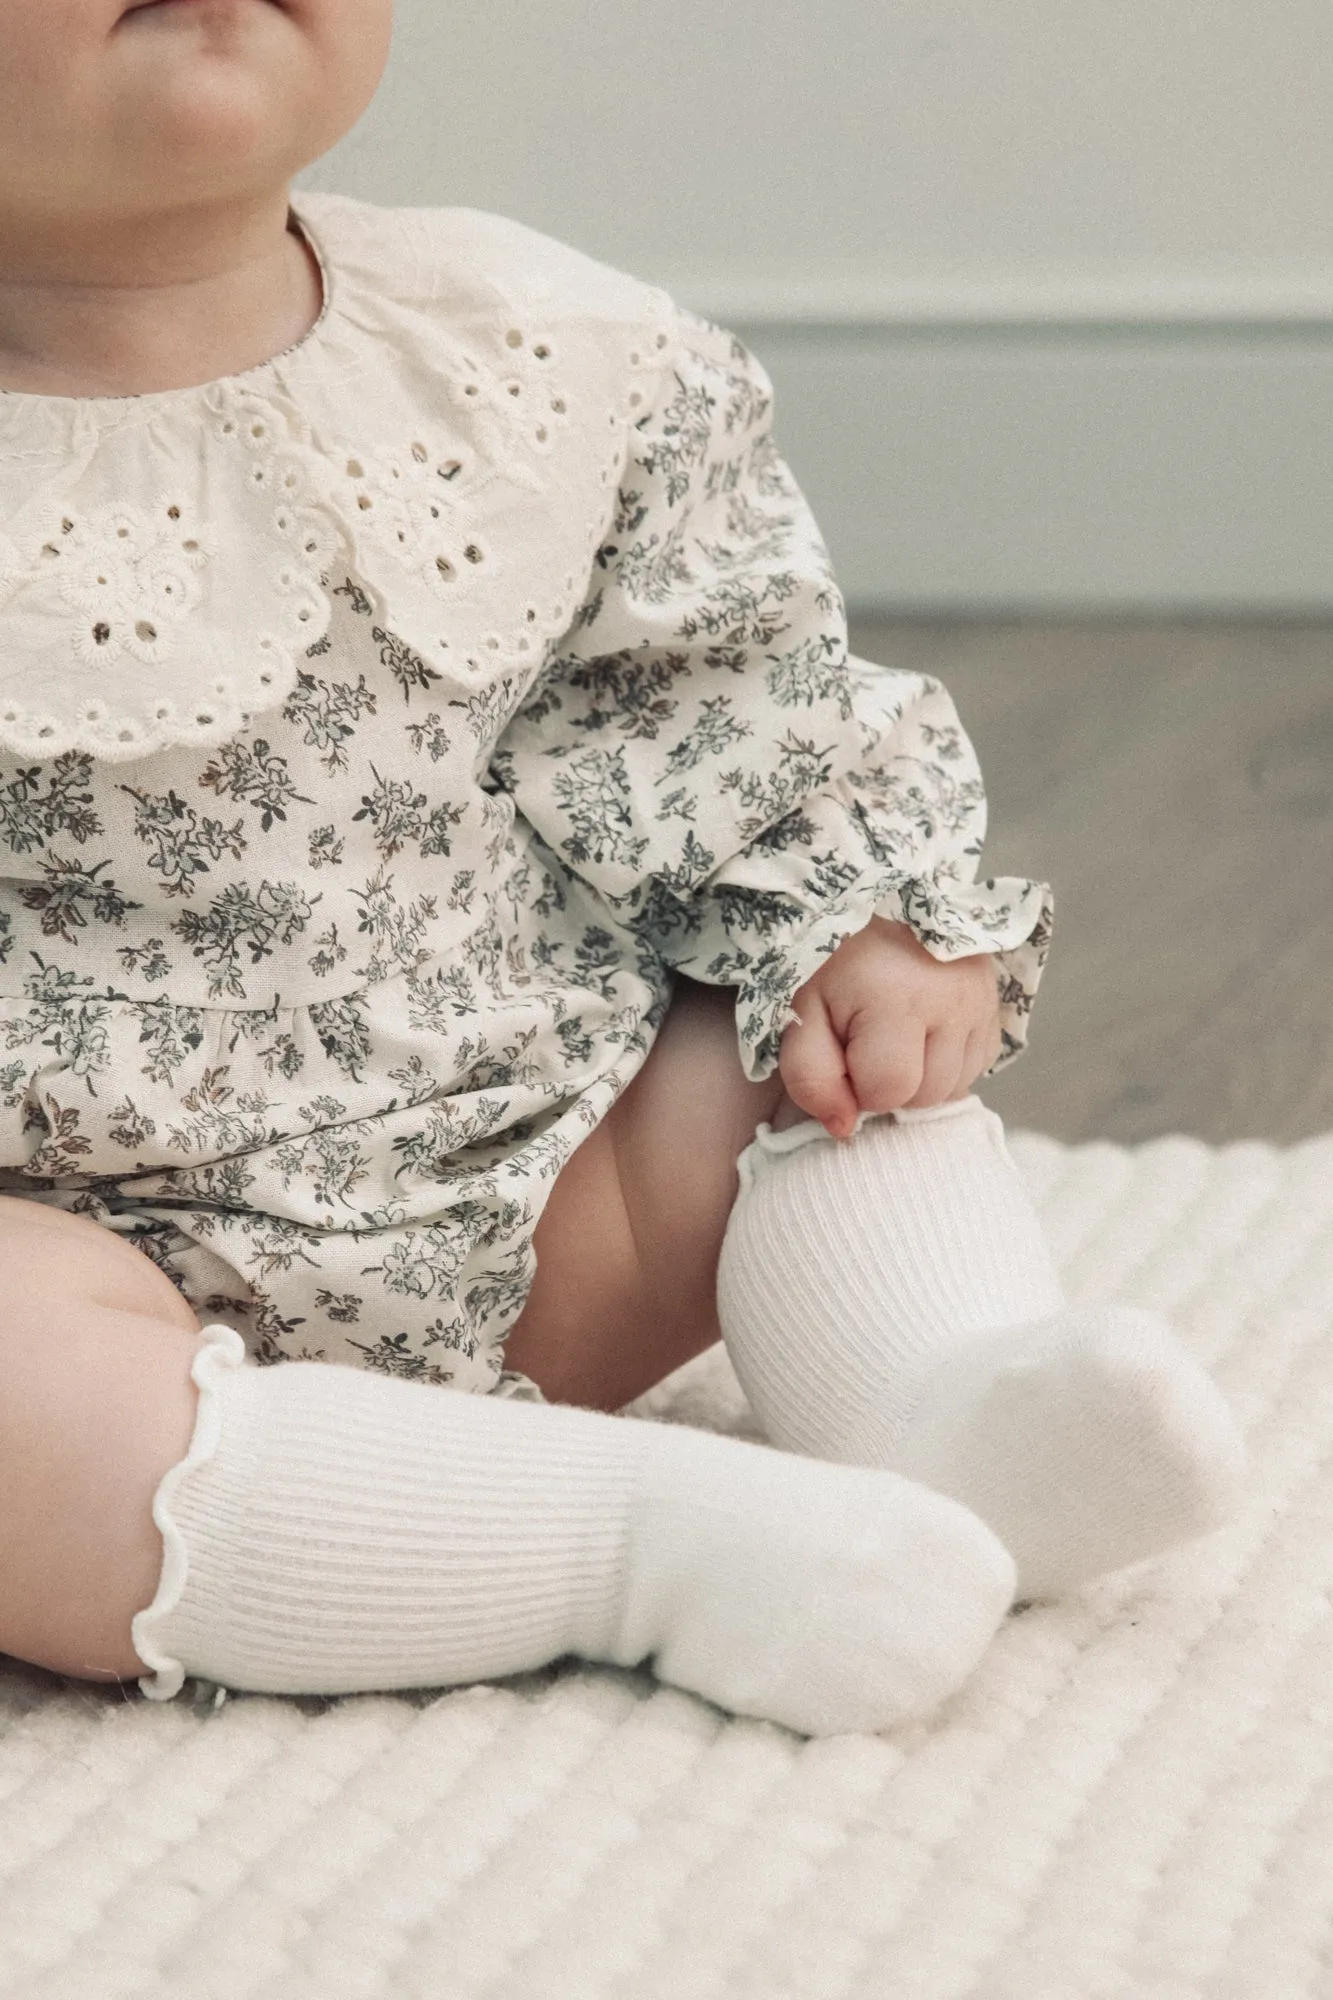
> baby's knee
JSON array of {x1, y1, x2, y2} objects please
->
[{"x1": 0, "y1": 1224, "x2": 205, "y2": 1681}]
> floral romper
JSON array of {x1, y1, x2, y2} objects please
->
[{"x1": 0, "y1": 193, "x2": 1053, "y2": 1399}]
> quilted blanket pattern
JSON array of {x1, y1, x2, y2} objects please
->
[{"x1": 2, "y1": 1127, "x2": 1331, "y2": 1999}]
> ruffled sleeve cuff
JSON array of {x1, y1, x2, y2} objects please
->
[{"x1": 724, "y1": 865, "x2": 1053, "y2": 1081}]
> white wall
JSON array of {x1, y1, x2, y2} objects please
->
[{"x1": 301, "y1": 1, "x2": 1333, "y2": 611}]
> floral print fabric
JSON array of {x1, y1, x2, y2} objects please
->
[{"x1": 0, "y1": 213, "x2": 1052, "y2": 1396}]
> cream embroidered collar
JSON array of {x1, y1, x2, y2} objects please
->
[{"x1": 0, "y1": 193, "x2": 673, "y2": 764}]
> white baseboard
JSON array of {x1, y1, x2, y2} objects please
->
[{"x1": 711, "y1": 315, "x2": 1333, "y2": 614}]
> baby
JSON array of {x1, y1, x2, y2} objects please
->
[{"x1": 0, "y1": 0, "x2": 1244, "y2": 1736}]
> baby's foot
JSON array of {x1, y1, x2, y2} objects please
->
[
  {"x1": 613, "y1": 1424, "x2": 1017, "y2": 1735},
  {"x1": 886, "y1": 1303, "x2": 1246, "y2": 1599}
]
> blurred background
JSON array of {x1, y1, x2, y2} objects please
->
[{"x1": 300, "y1": 0, "x2": 1333, "y2": 1145}]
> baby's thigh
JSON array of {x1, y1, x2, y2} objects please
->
[
  {"x1": 0, "y1": 1195, "x2": 201, "y2": 1333},
  {"x1": 605, "y1": 975, "x2": 786, "y2": 1285},
  {"x1": 505, "y1": 978, "x2": 784, "y2": 1409}
]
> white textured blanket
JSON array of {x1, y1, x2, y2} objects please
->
[{"x1": 2, "y1": 1128, "x2": 1331, "y2": 1999}]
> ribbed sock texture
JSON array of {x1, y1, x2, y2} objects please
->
[
  {"x1": 132, "y1": 1324, "x2": 1018, "y2": 1736},
  {"x1": 717, "y1": 1096, "x2": 1246, "y2": 1596},
  {"x1": 718, "y1": 1096, "x2": 1064, "y2": 1464}
]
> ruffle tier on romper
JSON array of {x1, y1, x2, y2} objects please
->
[{"x1": 0, "y1": 192, "x2": 1053, "y2": 1392}]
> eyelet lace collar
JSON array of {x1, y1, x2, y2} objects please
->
[{"x1": 0, "y1": 194, "x2": 673, "y2": 764}]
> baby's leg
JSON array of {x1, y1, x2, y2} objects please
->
[
  {"x1": 0, "y1": 1193, "x2": 1016, "y2": 1734},
  {"x1": 0, "y1": 1196, "x2": 202, "y2": 1679},
  {"x1": 507, "y1": 979, "x2": 1242, "y2": 1601},
  {"x1": 717, "y1": 1103, "x2": 1246, "y2": 1598},
  {"x1": 504, "y1": 973, "x2": 790, "y2": 1410}
]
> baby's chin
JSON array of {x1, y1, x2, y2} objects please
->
[{"x1": 110, "y1": 0, "x2": 313, "y2": 156}]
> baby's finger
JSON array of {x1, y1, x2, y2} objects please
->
[
  {"x1": 780, "y1": 993, "x2": 860, "y2": 1138},
  {"x1": 843, "y1": 1013, "x2": 925, "y2": 1116},
  {"x1": 947, "y1": 1017, "x2": 1004, "y2": 1099},
  {"x1": 900, "y1": 1029, "x2": 965, "y2": 1110}
]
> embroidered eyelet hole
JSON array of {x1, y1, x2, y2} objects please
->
[
  {"x1": 250, "y1": 423, "x2": 266, "y2": 439},
  {"x1": 486, "y1": 637, "x2": 500, "y2": 652},
  {"x1": 535, "y1": 425, "x2": 549, "y2": 445},
  {"x1": 116, "y1": 526, "x2": 130, "y2": 539},
  {"x1": 438, "y1": 459, "x2": 463, "y2": 482},
  {"x1": 357, "y1": 496, "x2": 373, "y2": 511},
  {"x1": 195, "y1": 713, "x2": 214, "y2": 726},
  {"x1": 412, "y1": 441, "x2": 429, "y2": 462},
  {"x1": 346, "y1": 458, "x2": 365, "y2": 479},
  {"x1": 518, "y1": 637, "x2": 531, "y2": 652},
  {"x1": 182, "y1": 539, "x2": 200, "y2": 553},
  {"x1": 464, "y1": 544, "x2": 485, "y2": 565},
  {"x1": 525, "y1": 608, "x2": 538, "y2": 623},
  {"x1": 655, "y1": 332, "x2": 669, "y2": 349},
  {"x1": 505, "y1": 329, "x2": 524, "y2": 349},
  {"x1": 167, "y1": 505, "x2": 181, "y2": 521},
  {"x1": 221, "y1": 420, "x2": 237, "y2": 435},
  {"x1": 436, "y1": 556, "x2": 456, "y2": 581},
  {"x1": 505, "y1": 380, "x2": 523, "y2": 399},
  {"x1": 38, "y1": 726, "x2": 54, "y2": 738},
  {"x1": 297, "y1": 608, "x2": 312, "y2": 622},
  {"x1": 629, "y1": 351, "x2": 642, "y2": 366},
  {"x1": 155, "y1": 706, "x2": 171, "y2": 719},
  {"x1": 628, "y1": 392, "x2": 644, "y2": 409},
  {"x1": 533, "y1": 344, "x2": 552, "y2": 362},
  {"x1": 259, "y1": 673, "x2": 273, "y2": 685},
  {"x1": 93, "y1": 622, "x2": 112, "y2": 645},
  {"x1": 551, "y1": 397, "x2": 568, "y2": 415},
  {"x1": 463, "y1": 383, "x2": 480, "y2": 398},
  {"x1": 1, "y1": 711, "x2": 14, "y2": 723},
  {"x1": 135, "y1": 622, "x2": 158, "y2": 643},
  {"x1": 116, "y1": 730, "x2": 133, "y2": 742}
]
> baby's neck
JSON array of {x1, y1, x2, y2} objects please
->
[{"x1": 0, "y1": 199, "x2": 322, "y2": 400}]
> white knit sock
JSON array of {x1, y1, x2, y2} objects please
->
[
  {"x1": 717, "y1": 1096, "x2": 1245, "y2": 1598},
  {"x1": 131, "y1": 1323, "x2": 1017, "y2": 1737}
]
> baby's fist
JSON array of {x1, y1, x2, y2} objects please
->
[{"x1": 778, "y1": 918, "x2": 1003, "y2": 1138}]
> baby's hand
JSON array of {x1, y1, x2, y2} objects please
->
[{"x1": 777, "y1": 917, "x2": 1003, "y2": 1138}]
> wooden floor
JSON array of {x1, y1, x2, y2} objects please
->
[{"x1": 846, "y1": 617, "x2": 1333, "y2": 1147}]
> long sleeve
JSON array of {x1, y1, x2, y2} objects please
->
[{"x1": 491, "y1": 306, "x2": 1053, "y2": 1081}]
